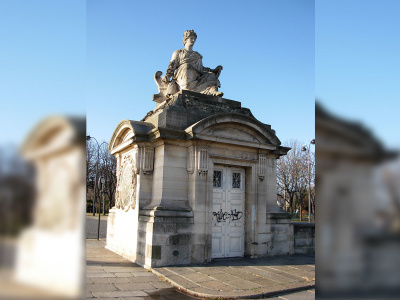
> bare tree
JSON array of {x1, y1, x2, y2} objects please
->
[
  {"x1": 277, "y1": 139, "x2": 315, "y2": 219},
  {"x1": 86, "y1": 139, "x2": 96, "y2": 213},
  {"x1": 98, "y1": 145, "x2": 116, "y2": 214},
  {"x1": 86, "y1": 139, "x2": 116, "y2": 214}
]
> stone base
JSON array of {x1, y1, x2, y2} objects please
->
[
  {"x1": 15, "y1": 228, "x2": 84, "y2": 298},
  {"x1": 106, "y1": 208, "x2": 138, "y2": 262},
  {"x1": 136, "y1": 215, "x2": 195, "y2": 268},
  {"x1": 294, "y1": 223, "x2": 315, "y2": 254},
  {"x1": 263, "y1": 212, "x2": 294, "y2": 256},
  {"x1": 143, "y1": 90, "x2": 253, "y2": 130}
]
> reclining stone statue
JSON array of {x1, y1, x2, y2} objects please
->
[{"x1": 153, "y1": 30, "x2": 223, "y2": 103}]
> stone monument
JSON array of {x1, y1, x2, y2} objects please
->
[{"x1": 107, "y1": 30, "x2": 292, "y2": 268}]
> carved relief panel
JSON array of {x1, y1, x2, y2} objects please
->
[
  {"x1": 116, "y1": 155, "x2": 136, "y2": 211},
  {"x1": 114, "y1": 146, "x2": 154, "y2": 211}
]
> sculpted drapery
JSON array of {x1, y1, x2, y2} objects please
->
[
  {"x1": 165, "y1": 48, "x2": 223, "y2": 97},
  {"x1": 158, "y1": 30, "x2": 223, "y2": 98}
]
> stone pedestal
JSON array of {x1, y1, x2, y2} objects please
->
[
  {"x1": 107, "y1": 91, "x2": 291, "y2": 267},
  {"x1": 136, "y1": 216, "x2": 194, "y2": 268},
  {"x1": 264, "y1": 213, "x2": 294, "y2": 255}
]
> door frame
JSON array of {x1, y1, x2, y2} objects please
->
[{"x1": 208, "y1": 158, "x2": 257, "y2": 260}]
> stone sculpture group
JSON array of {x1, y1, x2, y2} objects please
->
[{"x1": 154, "y1": 30, "x2": 223, "y2": 102}]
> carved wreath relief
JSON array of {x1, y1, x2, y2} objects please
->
[{"x1": 116, "y1": 156, "x2": 136, "y2": 211}]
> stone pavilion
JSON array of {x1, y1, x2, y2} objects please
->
[{"x1": 106, "y1": 31, "x2": 291, "y2": 268}]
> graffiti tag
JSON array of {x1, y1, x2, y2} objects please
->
[{"x1": 213, "y1": 209, "x2": 243, "y2": 223}]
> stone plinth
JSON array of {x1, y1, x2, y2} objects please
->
[{"x1": 294, "y1": 222, "x2": 315, "y2": 254}]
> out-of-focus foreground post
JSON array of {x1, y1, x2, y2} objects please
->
[
  {"x1": 316, "y1": 102, "x2": 400, "y2": 298},
  {"x1": 0, "y1": 116, "x2": 86, "y2": 299}
]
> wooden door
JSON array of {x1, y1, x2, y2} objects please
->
[{"x1": 212, "y1": 166, "x2": 245, "y2": 258}]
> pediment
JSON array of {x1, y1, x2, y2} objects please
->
[
  {"x1": 186, "y1": 113, "x2": 281, "y2": 146},
  {"x1": 201, "y1": 123, "x2": 265, "y2": 143},
  {"x1": 108, "y1": 120, "x2": 155, "y2": 153}
]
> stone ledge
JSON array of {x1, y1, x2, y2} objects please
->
[
  {"x1": 140, "y1": 206, "x2": 194, "y2": 218},
  {"x1": 293, "y1": 222, "x2": 315, "y2": 228}
]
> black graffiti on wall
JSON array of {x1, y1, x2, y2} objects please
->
[{"x1": 213, "y1": 209, "x2": 243, "y2": 223}]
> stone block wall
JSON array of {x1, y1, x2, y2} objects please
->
[
  {"x1": 263, "y1": 213, "x2": 294, "y2": 256},
  {"x1": 293, "y1": 223, "x2": 315, "y2": 254},
  {"x1": 136, "y1": 216, "x2": 194, "y2": 268}
]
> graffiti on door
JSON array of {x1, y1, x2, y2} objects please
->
[{"x1": 213, "y1": 209, "x2": 243, "y2": 223}]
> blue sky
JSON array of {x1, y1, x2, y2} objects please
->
[
  {"x1": 316, "y1": 0, "x2": 400, "y2": 150},
  {"x1": 0, "y1": 0, "x2": 315, "y2": 149},
  {"x1": 0, "y1": 0, "x2": 85, "y2": 146},
  {"x1": 86, "y1": 0, "x2": 315, "y2": 148},
  {"x1": 2, "y1": 1, "x2": 398, "y2": 151}
]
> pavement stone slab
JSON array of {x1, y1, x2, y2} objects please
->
[
  {"x1": 154, "y1": 268, "x2": 177, "y2": 277},
  {"x1": 103, "y1": 267, "x2": 143, "y2": 273},
  {"x1": 209, "y1": 272, "x2": 238, "y2": 282},
  {"x1": 114, "y1": 282, "x2": 155, "y2": 291},
  {"x1": 87, "y1": 272, "x2": 116, "y2": 278},
  {"x1": 166, "y1": 267, "x2": 196, "y2": 275},
  {"x1": 224, "y1": 279, "x2": 262, "y2": 290},
  {"x1": 86, "y1": 283, "x2": 117, "y2": 292},
  {"x1": 114, "y1": 272, "x2": 135, "y2": 277},
  {"x1": 188, "y1": 286, "x2": 225, "y2": 296},
  {"x1": 108, "y1": 277, "x2": 130, "y2": 283},
  {"x1": 132, "y1": 271, "x2": 155, "y2": 277},
  {"x1": 127, "y1": 276, "x2": 158, "y2": 283},
  {"x1": 149, "y1": 280, "x2": 177, "y2": 289},
  {"x1": 92, "y1": 290, "x2": 148, "y2": 298},
  {"x1": 200, "y1": 280, "x2": 232, "y2": 291},
  {"x1": 165, "y1": 275, "x2": 200, "y2": 289},
  {"x1": 91, "y1": 278, "x2": 111, "y2": 284},
  {"x1": 183, "y1": 272, "x2": 214, "y2": 283}
]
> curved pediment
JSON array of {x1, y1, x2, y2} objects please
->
[
  {"x1": 108, "y1": 120, "x2": 155, "y2": 153},
  {"x1": 185, "y1": 113, "x2": 281, "y2": 146}
]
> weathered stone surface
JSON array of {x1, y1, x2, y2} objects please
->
[
  {"x1": 293, "y1": 223, "x2": 315, "y2": 254},
  {"x1": 107, "y1": 63, "x2": 293, "y2": 267},
  {"x1": 154, "y1": 30, "x2": 223, "y2": 102}
]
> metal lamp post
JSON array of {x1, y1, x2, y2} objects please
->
[
  {"x1": 98, "y1": 175, "x2": 105, "y2": 240},
  {"x1": 302, "y1": 139, "x2": 315, "y2": 223}
]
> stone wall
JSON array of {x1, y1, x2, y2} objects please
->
[{"x1": 293, "y1": 223, "x2": 315, "y2": 254}]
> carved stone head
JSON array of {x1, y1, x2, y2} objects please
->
[{"x1": 182, "y1": 30, "x2": 197, "y2": 46}]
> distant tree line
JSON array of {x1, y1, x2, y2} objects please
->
[{"x1": 277, "y1": 139, "x2": 315, "y2": 221}]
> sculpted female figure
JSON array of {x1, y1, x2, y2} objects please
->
[{"x1": 161, "y1": 30, "x2": 223, "y2": 97}]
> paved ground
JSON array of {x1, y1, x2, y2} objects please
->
[
  {"x1": 86, "y1": 214, "x2": 108, "y2": 239},
  {"x1": 153, "y1": 252, "x2": 315, "y2": 299},
  {"x1": 87, "y1": 240, "x2": 198, "y2": 299},
  {"x1": 86, "y1": 240, "x2": 315, "y2": 299}
]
